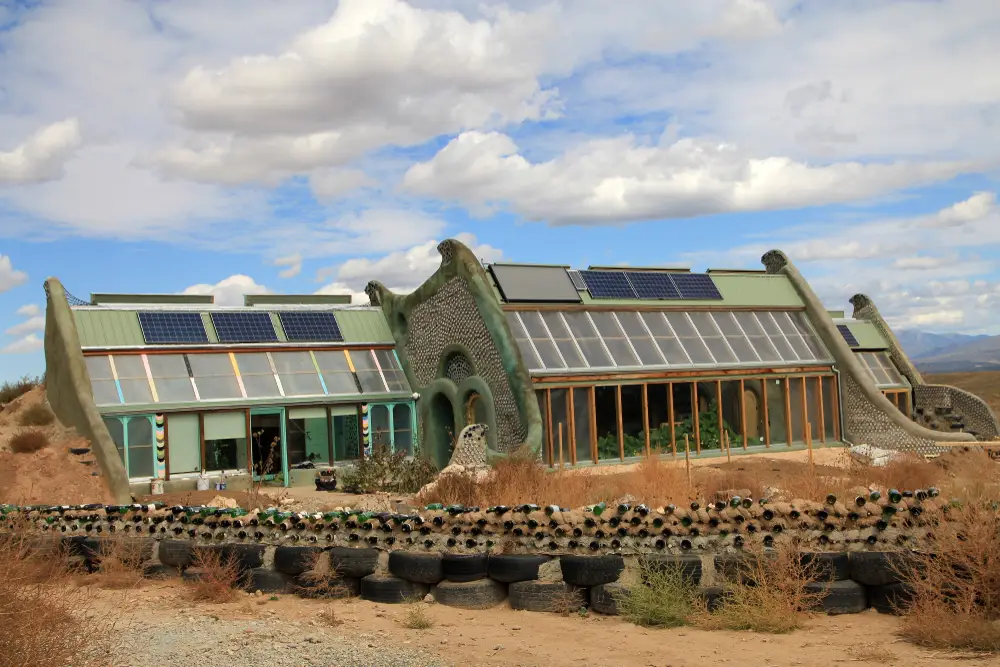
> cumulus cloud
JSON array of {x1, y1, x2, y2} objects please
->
[
  {"x1": 182, "y1": 274, "x2": 271, "y2": 307},
  {"x1": 16, "y1": 304, "x2": 40, "y2": 317},
  {"x1": 309, "y1": 168, "x2": 376, "y2": 201},
  {"x1": 2, "y1": 333, "x2": 42, "y2": 354},
  {"x1": 5, "y1": 316, "x2": 45, "y2": 337},
  {"x1": 0, "y1": 118, "x2": 82, "y2": 184},
  {"x1": 0, "y1": 255, "x2": 28, "y2": 294},
  {"x1": 273, "y1": 253, "x2": 303, "y2": 279}
]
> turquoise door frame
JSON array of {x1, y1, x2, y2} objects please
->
[
  {"x1": 105, "y1": 414, "x2": 155, "y2": 479},
  {"x1": 250, "y1": 407, "x2": 288, "y2": 486},
  {"x1": 366, "y1": 401, "x2": 418, "y2": 455}
]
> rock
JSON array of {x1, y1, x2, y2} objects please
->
[
  {"x1": 209, "y1": 495, "x2": 239, "y2": 509},
  {"x1": 423, "y1": 593, "x2": 434, "y2": 604},
  {"x1": 537, "y1": 559, "x2": 563, "y2": 582}
]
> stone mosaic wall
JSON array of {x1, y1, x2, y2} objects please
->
[
  {"x1": 913, "y1": 384, "x2": 1000, "y2": 441},
  {"x1": 842, "y1": 373, "x2": 944, "y2": 455}
]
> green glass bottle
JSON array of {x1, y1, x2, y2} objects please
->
[
  {"x1": 888, "y1": 489, "x2": 902, "y2": 504},
  {"x1": 825, "y1": 494, "x2": 837, "y2": 505},
  {"x1": 591, "y1": 502, "x2": 606, "y2": 517},
  {"x1": 425, "y1": 503, "x2": 444, "y2": 511},
  {"x1": 729, "y1": 496, "x2": 742, "y2": 508}
]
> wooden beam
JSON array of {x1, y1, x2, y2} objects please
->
[
  {"x1": 692, "y1": 381, "x2": 701, "y2": 455},
  {"x1": 715, "y1": 380, "x2": 724, "y2": 452},
  {"x1": 831, "y1": 376, "x2": 841, "y2": 441},
  {"x1": 816, "y1": 376, "x2": 826, "y2": 443},
  {"x1": 616, "y1": 385, "x2": 624, "y2": 461},
  {"x1": 533, "y1": 365, "x2": 832, "y2": 385},
  {"x1": 568, "y1": 388, "x2": 576, "y2": 466},
  {"x1": 589, "y1": 386, "x2": 598, "y2": 464},
  {"x1": 783, "y1": 377, "x2": 792, "y2": 446},
  {"x1": 739, "y1": 378, "x2": 748, "y2": 450},
  {"x1": 761, "y1": 378, "x2": 770, "y2": 447},
  {"x1": 667, "y1": 382, "x2": 676, "y2": 458},
  {"x1": 642, "y1": 383, "x2": 650, "y2": 457},
  {"x1": 545, "y1": 389, "x2": 554, "y2": 467},
  {"x1": 800, "y1": 377, "x2": 809, "y2": 445}
]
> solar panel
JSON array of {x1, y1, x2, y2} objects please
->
[
  {"x1": 626, "y1": 271, "x2": 680, "y2": 299},
  {"x1": 671, "y1": 273, "x2": 723, "y2": 300},
  {"x1": 488, "y1": 264, "x2": 582, "y2": 303},
  {"x1": 210, "y1": 312, "x2": 278, "y2": 343},
  {"x1": 837, "y1": 324, "x2": 860, "y2": 347},
  {"x1": 580, "y1": 270, "x2": 637, "y2": 299},
  {"x1": 278, "y1": 311, "x2": 344, "y2": 342},
  {"x1": 137, "y1": 312, "x2": 209, "y2": 345},
  {"x1": 566, "y1": 270, "x2": 587, "y2": 291}
]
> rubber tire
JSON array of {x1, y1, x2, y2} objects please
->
[
  {"x1": 157, "y1": 540, "x2": 194, "y2": 568},
  {"x1": 849, "y1": 551, "x2": 910, "y2": 587},
  {"x1": 245, "y1": 568, "x2": 296, "y2": 594},
  {"x1": 190, "y1": 544, "x2": 223, "y2": 567},
  {"x1": 801, "y1": 552, "x2": 850, "y2": 581},
  {"x1": 389, "y1": 551, "x2": 444, "y2": 584},
  {"x1": 441, "y1": 553, "x2": 489, "y2": 582},
  {"x1": 698, "y1": 586, "x2": 727, "y2": 613},
  {"x1": 360, "y1": 574, "x2": 427, "y2": 604},
  {"x1": 642, "y1": 554, "x2": 702, "y2": 585},
  {"x1": 274, "y1": 546, "x2": 323, "y2": 576},
  {"x1": 805, "y1": 580, "x2": 867, "y2": 615},
  {"x1": 24, "y1": 536, "x2": 66, "y2": 558},
  {"x1": 487, "y1": 554, "x2": 551, "y2": 583},
  {"x1": 714, "y1": 553, "x2": 773, "y2": 585},
  {"x1": 560, "y1": 554, "x2": 624, "y2": 587},
  {"x1": 509, "y1": 580, "x2": 584, "y2": 613},
  {"x1": 143, "y1": 563, "x2": 179, "y2": 580},
  {"x1": 589, "y1": 582, "x2": 628, "y2": 615},
  {"x1": 65, "y1": 536, "x2": 101, "y2": 560},
  {"x1": 295, "y1": 574, "x2": 361, "y2": 599},
  {"x1": 328, "y1": 547, "x2": 379, "y2": 578},
  {"x1": 869, "y1": 582, "x2": 914, "y2": 615},
  {"x1": 433, "y1": 579, "x2": 507, "y2": 609},
  {"x1": 221, "y1": 544, "x2": 265, "y2": 572}
]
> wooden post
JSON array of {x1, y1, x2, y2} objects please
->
[
  {"x1": 616, "y1": 385, "x2": 625, "y2": 461},
  {"x1": 783, "y1": 378, "x2": 793, "y2": 446},
  {"x1": 715, "y1": 380, "x2": 724, "y2": 452},
  {"x1": 684, "y1": 434, "x2": 692, "y2": 487},
  {"x1": 806, "y1": 420, "x2": 814, "y2": 467},
  {"x1": 642, "y1": 383, "x2": 651, "y2": 457},
  {"x1": 816, "y1": 376, "x2": 826, "y2": 443},
  {"x1": 739, "y1": 379, "x2": 748, "y2": 450},
  {"x1": 568, "y1": 389, "x2": 577, "y2": 466},
  {"x1": 667, "y1": 382, "x2": 676, "y2": 458},
  {"x1": 692, "y1": 381, "x2": 701, "y2": 455},
  {"x1": 589, "y1": 387, "x2": 598, "y2": 463},
  {"x1": 800, "y1": 377, "x2": 810, "y2": 445},
  {"x1": 761, "y1": 378, "x2": 771, "y2": 447},
  {"x1": 831, "y1": 376, "x2": 841, "y2": 441},
  {"x1": 558, "y1": 422, "x2": 565, "y2": 469},
  {"x1": 724, "y1": 430, "x2": 732, "y2": 464},
  {"x1": 545, "y1": 389, "x2": 554, "y2": 467}
]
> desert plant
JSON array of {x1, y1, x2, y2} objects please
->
[
  {"x1": 694, "y1": 541, "x2": 822, "y2": 634},
  {"x1": 0, "y1": 375, "x2": 41, "y2": 405},
  {"x1": 8, "y1": 428, "x2": 50, "y2": 454},
  {"x1": 616, "y1": 559, "x2": 699, "y2": 628},
  {"x1": 92, "y1": 538, "x2": 148, "y2": 590},
  {"x1": 295, "y1": 551, "x2": 352, "y2": 599},
  {"x1": 18, "y1": 402, "x2": 54, "y2": 427},
  {"x1": 400, "y1": 603, "x2": 434, "y2": 629},
  {"x1": 340, "y1": 444, "x2": 437, "y2": 494},
  {"x1": 183, "y1": 549, "x2": 243, "y2": 603},
  {"x1": 317, "y1": 605, "x2": 343, "y2": 627}
]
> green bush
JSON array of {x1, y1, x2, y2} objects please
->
[
  {"x1": 340, "y1": 445, "x2": 438, "y2": 494},
  {"x1": 595, "y1": 398, "x2": 738, "y2": 459},
  {"x1": 616, "y1": 559, "x2": 699, "y2": 628},
  {"x1": 0, "y1": 375, "x2": 42, "y2": 405}
]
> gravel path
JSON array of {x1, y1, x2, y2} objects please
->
[{"x1": 118, "y1": 616, "x2": 448, "y2": 667}]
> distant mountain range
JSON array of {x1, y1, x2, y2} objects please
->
[{"x1": 893, "y1": 330, "x2": 1000, "y2": 374}]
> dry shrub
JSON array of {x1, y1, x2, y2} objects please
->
[
  {"x1": 548, "y1": 586, "x2": 587, "y2": 616},
  {"x1": 0, "y1": 531, "x2": 127, "y2": 667},
  {"x1": 616, "y1": 558, "x2": 699, "y2": 628},
  {"x1": 847, "y1": 642, "x2": 897, "y2": 662},
  {"x1": 18, "y1": 403, "x2": 54, "y2": 427},
  {"x1": 8, "y1": 428, "x2": 50, "y2": 454},
  {"x1": 92, "y1": 538, "x2": 148, "y2": 590},
  {"x1": 694, "y1": 541, "x2": 821, "y2": 634},
  {"x1": 897, "y1": 500, "x2": 1000, "y2": 653},
  {"x1": 400, "y1": 603, "x2": 434, "y2": 629},
  {"x1": 296, "y1": 551, "x2": 352, "y2": 598},
  {"x1": 0, "y1": 375, "x2": 41, "y2": 405},
  {"x1": 317, "y1": 605, "x2": 343, "y2": 627},
  {"x1": 184, "y1": 549, "x2": 242, "y2": 603}
]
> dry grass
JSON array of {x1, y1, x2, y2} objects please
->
[
  {"x1": 693, "y1": 542, "x2": 822, "y2": 634},
  {"x1": 317, "y1": 605, "x2": 343, "y2": 627},
  {"x1": 400, "y1": 603, "x2": 435, "y2": 629},
  {"x1": 615, "y1": 558, "x2": 699, "y2": 628},
  {"x1": 18, "y1": 403, "x2": 54, "y2": 427},
  {"x1": 847, "y1": 642, "x2": 897, "y2": 662},
  {"x1": 8, "y1": 428, "x2": 51, "y2": 454},
  {"x1": 0, "y1": 375, "x2": 41, "y2": 406},
  {"x1": 897, "y1": 498, "x2": 1000, "y2": 653},
  {"x1": 0, "y1": 530, "x2": 129, "y2": 667},
  {"x1": 295, "y1": 551, "x2": 352, "y2": 598},
  {"x1": 183, "y1": 549, "x2": 243, "y2": 604},
  {"x1": 91, "y1": 538, "x2": 148, "y2": 590}
]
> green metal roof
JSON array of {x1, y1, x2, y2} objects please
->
[
  {"x1": 334, "y1": 309, "x2": 394, "y2": 343},
  {"x1": 73, "y1": 310, "x2": 145, "y2": 347},
  {"x1": 245, "y1": 294, "x2": 352, "y2": 306},
  {"x1": 574, "y1": 274, "x2": 804, "y2": 308},
  {"x1": 840, "y1": 320, "x2": 889, "y2": 350},
  {"x1": 91, "y1": 293, "x2": 214, "y2": 305}
]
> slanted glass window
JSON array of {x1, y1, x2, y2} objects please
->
[
  {"x1": 374, "y1": 350, "x2": 410, "y2": 393},
  {"x1": 505, "y1": 312, "x2": 542, "y2": 370},
  {"x1": 112, "y1": 355, "x2": 152, "y2": 404},
  {"x1": 874, "y1": 352, "x2": 904, "y2": 385},
  {"x1": 188, "y1": 353, "x2": 242, "y2": 400},
  {"x1": 313, "y1": 351, "x2": 360, "y2": 395},
  {"x1": 756, "y1": 312, "x2": 799, "y2": 361},
  {"x1": 235, "y1": 352, "x2": 280, "y2": 398},
  {"x1": 733, "y1": 312, "x2": 782, "y2": 362},
  {"x1": 86, "y1": 356, "x2": 121, "y2": 405},
  {"x1": 562, "y1": 312, "x2": 613, "y2": 368},
  {"x1": 687, "y1": 312, "x2": 737, "y2": 364},
  {"x1": 640, "y1": 312, "x2": 690, "y2": 365},
  {"x1": 861, "y1": 352, "x2": 892, "y2": 386},
  {"x1": 541, "y1": 312, "x2": 586, "y2": 368},
  {"x1": 772, "y1": 312, "x2": 813, "y2": 359},
  {"x1": 710, "y1": 312, "x2": 759, "y2": 363},
  {"x1": 147, "y1": 354, "x2": 196, "y2": 403},
  {"x1": 270, "y1": 351, "x2": 324, "y2": 396},
  {"x1": 787, "y1": 312, "x2": 828, "y2": 360},
  {"x1": 589, "y1": 312, "x2": 639, "y2": 367},
  {"x1": 349, "y1": 349, "x2": 387, "y2": 394},
  {"x1": 614, "y1": 312, "x2": 665, "y2": 366},
  {"x1": 519, "y1": 311, "x2": 565, "y2": 369},
  {"x1": 393, "y1": 404, "x2": 413, "y2": 455},
  {"x1": 663, "y1": 312, "x2": 713, "y2": 364}
]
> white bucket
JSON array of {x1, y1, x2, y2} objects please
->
[
  {"x1": 196, "y1": 477, "x2": 210, "y2": 491},
  {"x1": 150, "y1": 479, "x2": 164, "y2": 495}
]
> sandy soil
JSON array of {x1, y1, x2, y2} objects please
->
[
  {"x1": 0, "y1": 387, "x2": 113, "y2": 505},
  {"x1": 89, "y1": 580, "x2": 995, "y2": 667}
]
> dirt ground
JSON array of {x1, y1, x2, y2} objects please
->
[
  {"x1": 926, "y1": 371, "x2": 1000, "y2": 417},
  {"x1": 89, "y1": 579, "x2": 995, "y2": 667}
]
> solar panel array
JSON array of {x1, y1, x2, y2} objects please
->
[
  {"x1": 278, "y1": 311, "x2": 344, "y2": 342},
  {"x1": 138, "y1": 312, "x2": 210, "y2": 345},
  {"x1": 210, "y1": 312, "x2": 279, "y2": 343},
  {"x1": 578, "y1": 270, "x2": 723, "y2": 301},
  {"x1": 566, "y1": 270, "x2": 587, "y2": 290},
  {"x1": 837, "y1": 324, "x2": 860, "y2": 347}
]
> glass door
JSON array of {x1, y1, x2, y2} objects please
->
[
  {"x1": 103, "y1": 415, "x2": 155, "y2": 479},
  {"x1": 250, "y1": 408, "x2": 287, "y2": 485}
]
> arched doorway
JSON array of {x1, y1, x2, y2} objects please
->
[
  {"x1": 464, "y1": 391, "x2": 489, "y2": 426},
  {"x1": 428, "y1": 392, "x2": 457, "y2": 469},
  {"x1": 744, "y1": 387, "x2": 760, "y2": 440}
]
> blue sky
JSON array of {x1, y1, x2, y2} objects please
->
[{"x1": 2, "y1": 0, "x2": 999, "y2": 381}]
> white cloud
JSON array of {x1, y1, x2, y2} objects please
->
[
  {"x1": 309, "y1": 168, "x2": 376, "y2": 201},
  {"x1": 274, "y1": 253, "x2": 303, "y2": 279},
  {"x1": 2, "y1": 333, "x2": 42, "y2": 354},
  {"x1": 403, "y1": 131, "x2": 971, "y2": 224},
  {"x1": 182, "y1": 274, "x2": 271, "y2": 307},
  {"x1": 0, "y1": 255, "x2": 28, "y2": 294},
  {"x1": 0, "y1": 119, "x2": 82, "y2": 184},
  {"x1": 15, "y1": 304, "x2": 40, "y2": 317},
  {"x1": 5, "y1": 316, "x2": 44, "y2": 337}
]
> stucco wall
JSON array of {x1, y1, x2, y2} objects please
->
[{"x1": 43, "y1": 278, "x2": 131, "y2": 503}]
